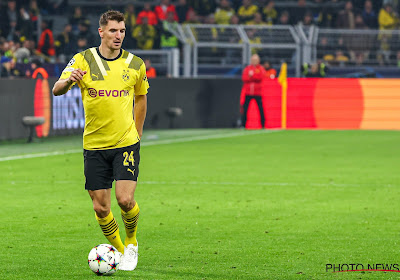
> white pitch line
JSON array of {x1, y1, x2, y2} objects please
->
[
  {"x1": 0, "y1": 149, "x2": 82, "y2": 162},
  {"x1": 141, "y1": 129, "x2": 277, "y2": 147},
  {"x1": 0, "y1": 129, "x2": 279, "y2": 162},
  {"x1": 139, "y1": 180, "x2": 395, "y2": 188}
]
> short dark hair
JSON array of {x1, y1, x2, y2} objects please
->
[{"x1": 99, "y1": 10, "x2": 125, "y2": 27}]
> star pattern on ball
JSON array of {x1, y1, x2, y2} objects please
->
[
  {"x1": 109, "y1": 259, "x2": 118, "y2": 271},
  {"x1": 108, "y1": 246, "x2": 116, "y2": 253},
  {"x1": 96, "y1": 252, "x2": 106, "y2": 265}
]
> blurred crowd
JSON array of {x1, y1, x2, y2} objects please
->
[{"x1": 1, "y1": 0, "x2": 400, "y2": 78}]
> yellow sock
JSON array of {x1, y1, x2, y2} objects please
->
[
  {"x1": 121, "y1": 202, "x2": 140, "y2": 246},
  {"x1": 96, "y1": 211, "x2": 125, "y2": 254}
]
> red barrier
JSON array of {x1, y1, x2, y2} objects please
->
[{"x1": 242, "y1": 78, "x2": 400, "y2": 130}]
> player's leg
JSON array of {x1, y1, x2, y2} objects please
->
[
  {"x1": 115, "y1": 180, "x2": 139, "y2": 247},
  {"x1": 115, "y1": 180, "x2": 139, "y2": 271},
  {"x1": 84, "y1": 149, "x2": 125, "y2": 254},
  {"x1": 88, "y1": 189, "x2": 125, "y2": 253},
  {"x1": 112, "y1": 142, "x2": 141, "y2": 271},
  {"x1": 254, "y1": 95, "x2": 265, "y2": 128}
]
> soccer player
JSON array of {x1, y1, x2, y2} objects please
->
[{"x1": 52, "y1": 10, "x2": 149, "y2": 271}]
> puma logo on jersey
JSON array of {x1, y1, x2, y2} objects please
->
[
  {"x1": 91, "y1": 73, "x2": 99, "y2": 79},
  {"x1": 127, "y1": 168, "x2": 135, "y2": 175}
]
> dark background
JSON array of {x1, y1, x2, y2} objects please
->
[{"x1": 0, "y1": 78, "x2": 243, "y2": 141}]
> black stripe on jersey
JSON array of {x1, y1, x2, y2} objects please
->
[
  {"x1": 128, "y1": 56, "x2": 143, "y2": 70},
  {"x1": 83, "y1": 50, "x2": 104, "y2": 81}
]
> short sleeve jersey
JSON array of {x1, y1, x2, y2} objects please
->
[{"x1": 59, "y1": 47, "x2": 149, "y2": 150}]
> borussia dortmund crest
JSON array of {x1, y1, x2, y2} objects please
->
[{"x1": 122, "y1": 70, "x2": 130, "y2": 82}]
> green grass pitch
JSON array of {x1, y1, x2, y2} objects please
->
[{"x1": 0, "y1": 129, "x2": 400, "y2": 279}]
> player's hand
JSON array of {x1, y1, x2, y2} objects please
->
[{"x1": 68, "y1": 69, "x2": 87, "y2": 83}]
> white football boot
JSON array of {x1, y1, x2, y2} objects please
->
[{"x1": 119, "y1": 243, "x2": 138, "y2": 271}]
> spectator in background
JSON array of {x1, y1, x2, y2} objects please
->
[
  {"x1": 362, "y1": 0, "x2": 378, "y2": 29},
  {"x1": 187, "y1": 0, "x2": 216, "y2": 19},
  {"x1": 262, "y1": 0, "x2": 278, "y2": 25},
  {"x1": 238, "y1": 0, "x2": 259, "y2": 24},
  {"x1": 176, "y1": 0, "x2": 193, "y2": 23},
  {"x1": 77, "y1": 20, "x2": 96, "y2": 47},
  {"x1": 300, "y1": 10, "x2": 314, "y2": 26},
  {"x1": 247, "y1": 12, "x2": 266, "y2": 25},
  {"x1": 184, "y1": 9, "x2": 201, "y2": 24},
  {"x1": 69, "y1": 6, "x2": 85, "y2": 34},
  {"x1": 37, "y1": 20, "x2": 55, "y2": 60},
  {"x1": 137, "y1": 3, "x2": 158, "y2": 26},
  {"x1": 0, "y1": 57, "x2": 22, "y2": 78},
  {"x1": 0, "y1": 0, "x2": 20, "y2": 41},
  {"x1": 125, "y1": 4, "x2": 137, "y2": 33},
  {"x1": 334, "y1": 50, "x2": 350, "y2": 66},
  {"x1": 133, "y1": 17, "x2": 157, "y2": 50},
  {"x1": 2, "y1": 38, "x2": 11, "y2": 53},
  {"x1": 55, "y1": 24, "x2": 76, "y2": 62},
  {"x1": 278, "y1": 10, "x2": 290, "y2": 25},
  {"x1": 336, "y1": 1, "x2": 355, "y2": 29},
  {"x1": 0, "y1": 39, "x2": 11, "y2": 58},
  {"x1": 247, "y1": 28, "x2": 262, "y2": 54},
  {"x1": 378, "y1": 2, "x2": 400, "y2": 30},
  {"x1": 318, "y1": 36, "x2": 334, "y2": 60},
  {"x1": 29, "y1": 0, "x2": 40, "y2": 20},
  {"x1": 160, "y1": 11, "x2": 179, "y2": 49},
  {"x1": 241, "y1": 53, "x2": 266, "y2": 129},
  {"x1": 204, "y1": 14, "x2": 218, "y2": 39},
  {"x1": 347, "y1": 14, "x2": 372, "y2": 63},
  {"x1": 222, "y1": 15, "x2": 241, "y2": 63},
  {"x1": 378, "y1": 3, "x2": 400, "y2": 64},
  {"x1": 17, "y1": 6, "x2": 34, "y2": 41},
  {"x1": 214, "y1": 0, "x2": 235, "y2": 25},
  {"x1": 291, "y1": 0, "x2": 308, "y2": 25},
  {"x1": 14, "y1": 39, "x2": 32, "y2": 63},
  {"x1": 145, "y1": 59, "x2": 156, "y2": 78},
  {"x1": 263, "y1": 60, "x2": 276, "y2": 79},
  {"x1": 46, "y1": 0, "x2": 67, "y2": 15},
  {"x1": 302, "y1": 62, "x2": 327, "y2": 77},
  {"x1": 28, "y1": 58, "x2": 48, "y2": 79},
  {"x1": 230, "y1": 14, "x2": 240, "y2": 25},
  {"x1": 76, "y1": 36, "x2": 88, "y2": 52},
  {"x1": 155, "y1": 0, "x2": 178, "y2": 22},
  {"x1": 124, "y1": 4, "x2": 137, "y2": 48},
  {"x1": 201, "y1": 15, "x2": 219, "y2": 58},
  {"x1": 317, "y1": 1, "x2": 339, "y2": 28}
]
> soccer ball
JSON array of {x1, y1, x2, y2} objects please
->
[{"x1": 88, "y1": 244, "x2": 121, "y2": 276}]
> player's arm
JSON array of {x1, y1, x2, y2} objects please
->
[
  {"x1": 52, "y1": 69, "x2": 87, "y2": 96},
  {"x1": 134, "y1": 95, "x2": 147, "y2": 138},
  {"x1": 134, "y1": 61, "x2": 149, "y2": 138}
]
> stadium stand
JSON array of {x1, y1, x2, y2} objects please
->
[{"x1": 1, "y1": 0, "x2": 400, "y2": 77}]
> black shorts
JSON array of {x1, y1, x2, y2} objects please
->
[{"x1": 83, "y1": 142, "x2": 140, "y2": 190}]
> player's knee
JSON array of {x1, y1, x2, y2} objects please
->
[
  {"x1": 117, "y1": 196, "x2": 134, "y2": 211},
  {"x1": 93, "y1": 202, "x2": 110, "y2": 218}
]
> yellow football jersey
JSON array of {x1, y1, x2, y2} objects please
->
[{"x1": 59, "y1": 47, "x2": 149, "y2": 150}]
